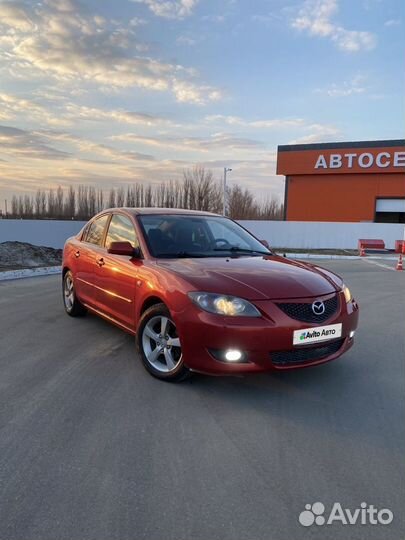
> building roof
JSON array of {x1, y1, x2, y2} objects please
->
[{"x1": 278, "y1": 139, "x2": 405, "y2": 153}]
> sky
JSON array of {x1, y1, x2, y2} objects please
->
[{"x1": 0, "y1": 0, "x2": 404, "y2": 211}]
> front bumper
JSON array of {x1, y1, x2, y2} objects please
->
[{"x1": 174, "y1": 292, "x2": 359, "y2": 375}]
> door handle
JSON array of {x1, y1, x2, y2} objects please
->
[
  {"x1": 75, "y1": 250, "x2": 80, "y2": 258},
  {"x1": 96, "y1": 257, "x2": 105, "y2": 267}
]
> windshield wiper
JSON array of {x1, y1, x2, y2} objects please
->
[
  {"x1": 156, "y1": 251, "x2": 210, "y2": 258},
  {"x1": 213, "y1": 246, "x2": 271, "y2": 256},
  {"x1": 156, "y1": 248, "x2": 272, "y2": 258}
]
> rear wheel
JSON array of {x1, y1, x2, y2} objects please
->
[
  {"x1": 137, "y1": 303, "x2": 190, "y2": 382},
  {"x1": 63, "y1": 270, "x2": 87, "y2": 317}
]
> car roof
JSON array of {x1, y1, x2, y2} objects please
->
[{"x1": 105, "y1": 207, "x2": 221, "y2": 217}]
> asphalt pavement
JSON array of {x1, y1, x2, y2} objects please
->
[{"x1": 0, "y1": 259, "x2": 404, "y2": 540}]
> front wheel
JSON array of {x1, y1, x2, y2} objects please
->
[
  {"x1": 136, "y1": 303, "x2": 190, "y2": 382},
  {"x1": 63, "y1": 270, "x2": 87, "y2": 317}
]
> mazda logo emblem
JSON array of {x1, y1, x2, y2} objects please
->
[{"x1": 312, "y1": 300, "x2": 325, "y2": 315}]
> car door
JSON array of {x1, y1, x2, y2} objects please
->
[
  {"x1": 94, "y1": 213, "x2": 139, "y2": 331},
  {"x1": 74, "y1": 214, "x2": 110, "y2": 308}
]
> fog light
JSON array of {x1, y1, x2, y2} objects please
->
[
  {"x1": 349, "y1": 330, "x2": 356, "y2": 338},
  {"x1": 224, "y1": 349, "x2": 243, "y2": 362},
  {"x1": 208, "y1": 348, "x2": 248, "y2": 363}
]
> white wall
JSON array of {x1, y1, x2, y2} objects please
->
[
  {"x1": 0, "y1": 220, "x2": 86, "y2": 249},
  {"x1": 239, "y1": 220, "x2": 405, "y2": 250},
  {"x1": 0, "y1": 218, "x2": 404, "y2": 250}
]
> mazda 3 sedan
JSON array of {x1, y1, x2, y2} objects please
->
[{"x1": 62, "y1": 208, "x2": 359, "y2": 381}]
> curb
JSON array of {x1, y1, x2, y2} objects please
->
[
  {"x1": 285, "y1": 254, "x2": 360, "y2": 260},
  {"x1": 286, "y1": 254, "x2": 399, "y2": 260}
]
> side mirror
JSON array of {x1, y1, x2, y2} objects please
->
[
  {"x1": 108, "y1": 241, "x2": 138, "y2": 256},
  {"x1": 260, "y1": 239, "x2": 270, "y2": 249}
]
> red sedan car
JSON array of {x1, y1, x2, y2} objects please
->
[{"x1": 62, "y1": 208, "x2": 359, "y2": 381}]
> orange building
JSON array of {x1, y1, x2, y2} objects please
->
[{"x1": 277, "y1": 140, "x2": 405, "y2": 223}]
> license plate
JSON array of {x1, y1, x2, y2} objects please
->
[{"x1": 293, "y1": 323, "x2": 342, "y2": 346}]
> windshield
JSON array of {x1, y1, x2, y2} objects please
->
[{"x1": 138, "y1": 214, "x2": 272, "y2": 258}]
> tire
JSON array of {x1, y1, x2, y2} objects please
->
[
  {"x1": 63, "y1": 270, "x2": 87, "y2": 317},
  {"x1": 136, "y1": 303, "x2": 190, "y2": 382}
]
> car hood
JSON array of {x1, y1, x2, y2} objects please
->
[{"x1": 156, "y1": 255, "x2": 341, "y2": 300}]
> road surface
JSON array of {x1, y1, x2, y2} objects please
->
[{"x1": 0, "y1": 260, "x2": 404, "y2": 540}]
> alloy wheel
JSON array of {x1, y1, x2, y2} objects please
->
[
  {"x1": 64, "y1": 274, "x2": 75, "y2": 311},
  {"x1": 142, "y1": 315, "x2": 182, "y2": 373}
]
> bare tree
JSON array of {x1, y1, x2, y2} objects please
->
[
  {"x1": 55, "y1": 186, "x2": 64, "y2": 219},
  {"x1": 155, "y1": 182, "x2": 166, "y2": 208},
  {"x1": 108, "y1": 188, "x2": 116, "y2": 209},
  {"x1": 23, "y1": 195, "x2": 34, "y2": 218},
  {"x1": 116, "y1": 186, "x2": 125, "y2": 207},
  {"x1": 227, "y1": 184, "x2": 256, "y2": 220},
  {"x1": 47, "y1": 189, "x2": 56, "y2": 218},
  {"x1": 126, "y1": 186, "x2": 135, "y2": 207},
  {"x1": 35, "y1": 190, "x2": 42, "y2": 218},
  {"x1": 17, "y1": 195, "x2": 24, "y2": 218},
  {"x1": 77, "y1": 185, "x2": 89, "y2": 220},
  {"x1": 11, "y1": 195, "x2": 18, "y2": 218},
  {"x1": 135, "y1": 184, "x2": 144, "y2": 207},
  {"x1": 96, "y1": 188, "x2": 104, "y2": 213},
  {"x1": 88, "y1": 186, "x2": 96, "y2": 216},
  {"x1": 39, "y1": 190, "x2": 47, "y2": 218},
  {"x1": 7, "y1": 168, "x2": 284, "y2": 221},
  {"x1": 182, "y1": 165, "x2": 221, "y2": 212},
  {"x1": 259, "y1": 197, "x2": 284, "y2": 220},
  {"x1": 65, "y1": 186, "x2": 76, "y2": 219},
  {"x1": 144, "y1": 185, "x2": 153, "y2": 207}
]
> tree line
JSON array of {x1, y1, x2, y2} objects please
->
[{"x1": 6, "y1": 167, "x2": 284, "y2": 221}]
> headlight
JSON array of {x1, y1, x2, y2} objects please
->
[
  {"x1": 342, "y1": 285, "x2": 352, "y2": 303},
  {"x1": 188, "y1": 292, "x2": 261, "y2": 317}
]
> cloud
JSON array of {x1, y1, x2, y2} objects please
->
[
  {"x1": 291, "y1": 0, "x2": 377, "y2": 52},
  {"x1": 0, "y1": 1, "x2": 36, "y2": 32},
  {"x1": 111, "y1": 132, "x2": 265, "y2": 153},
  {"x1": 201, "y1": 14, "x2": 226, "y2": 23},
  {"x1": 384, "y1": 19, "x2": 401, "y2": 27},
  {"x1": 0, "y1": 125, "x2": 71, "y2": 160},
  {"x1": 205, "y1": 116, "x2": 343, "y2": 146},
  {"x1": 0, "y1": 125, "x2": 283, "y2": 202},
  {"x1": 251, "y1": 13, "x2": 282, "y2": 25},
  {"x1": 129, "y1": 17, "x2": 148, "y2": 26},
  {"x1": 0, "y1": 93, "x2": 177, "y2": 128},
  {"x1": 132, "y1": 0, "x2": 199, "y2": 19},
  {"x1": 2, "y1": 160, "x2": 281, "y2": 202},
  {"x1": 0, "y1": 93, "x2": 73, "y2": 126},
  {"x1": 205, "y1": 115, "x2": 306, "y2": 129},
  {"x1": 172, "y1": 80, "x2": 223, "y2": 105},
  {"x1": 176, "y1": 35, "x2": 198, "y2": 46},
  {"x1": 0, "y1": 0, "x2": 220, "y2": 104},
  {"x1": 62, "y1": 104, "x2": 175, "y2": 126},
  {"x1": 288, "y1": 123, "x2": 341, "y2": 144},
  {"x1": 316, "y1": 75, "x2": 367, "y2": 97},
  {"x1": 38, "y1": 130, "x2": 155, "y2": 163}
]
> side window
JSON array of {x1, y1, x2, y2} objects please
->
[
  {"x1": 105, "y1": 214, "x2": 138, "y2": 249},
  {"x1": 85, "y1": 214, "x2": 110, "y2": 246}
]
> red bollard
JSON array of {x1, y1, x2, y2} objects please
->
[{"x1": 396, "y1": 254, "x2": 403, "y2": 271}]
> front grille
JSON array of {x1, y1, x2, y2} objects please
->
[
  {"x1": 275, "y1": 295, "x2": 339, "y2": 323},
  {"x1": 271, "y1": 338, "x2": 344, "y2": 367}
]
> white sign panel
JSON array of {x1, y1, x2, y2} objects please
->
[{"x1": 293, "y1": 323, "x2": 342, "y2": 346}]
